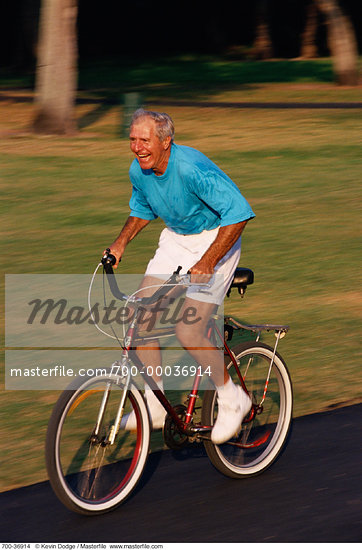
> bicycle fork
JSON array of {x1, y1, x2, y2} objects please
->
[
  {"x1": 89, "y1": 365, "x2": 131, "y2": 447},
  {"x1": 90, "y1": 320, "x2": 135, "y2": 446},
  {"x1": 100, "y1": 317, "x2": 139, "y2": 445}
]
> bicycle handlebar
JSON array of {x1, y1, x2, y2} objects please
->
[
  {"x1": 101, "y1": 249, "x2": 184, "y2": 305},
  {"x1": 101, "y1": 250, "x2": 128, "y2": 301}
]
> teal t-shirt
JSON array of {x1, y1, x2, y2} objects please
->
[{"x1": 129, "y1": 143, "x2": 255, "y2": 235}]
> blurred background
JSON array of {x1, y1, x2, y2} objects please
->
[
  {"x1": 2, "y1": 1, "x2": 362, "y2": 68},
  {"x1": 1, "y1": 0, "x2": 361, "y2": 491}
]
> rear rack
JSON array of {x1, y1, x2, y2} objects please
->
[
  {"x1": 225, "y1": 318, "x2": 289, "y2": 406},
  {"x1": 225, "y1": 316, "x2": 289, "y2": 340}
]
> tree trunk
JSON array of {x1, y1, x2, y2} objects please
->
[
  {"x1": 252, "y1": 0, "x2": 273, "y2": 60},
  {"x1": 315, "y1": 0, "x2": 359, "y2": 85},
  {"x1": 300, "y1": 2, "x2": 318, "y2": 59},
  {"x1": 33, "y1": 0, "x2": 78, "y2": 134}
]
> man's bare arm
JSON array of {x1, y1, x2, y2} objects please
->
[
  {"x1": 106, "y1": 216, "x2": 150, "y2": 267},
  {"x1": 190, "y1": 220, "x2": 248, "y2": 277}
]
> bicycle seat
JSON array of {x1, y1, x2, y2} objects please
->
[{"x1": 226, "y1": 268, "x2": 254, "y2": 297}]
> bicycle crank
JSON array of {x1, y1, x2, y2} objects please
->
[{"x1": 163, "y1": 404, "x2": 190, "y2": 450}]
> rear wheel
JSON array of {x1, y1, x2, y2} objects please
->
[
  {"x1": 202, "y1": 342, "x2": 292, "y2": 478},
  {"x1": 46, "y1": 373, "x2": 150, "y2": 515}
]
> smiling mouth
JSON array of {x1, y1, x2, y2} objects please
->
[{"x1": 138, "y1": 154, "x2": 150, "y2": 159}]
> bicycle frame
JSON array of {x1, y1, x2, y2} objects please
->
[
  {"x1": 94, "y1": 256, "x2": 289, "y2": 444},
  {"x1": 110, "y1": 307, "x2": 289, "y2": 441},
  {"x1": 118, "y1": 307, "x2": 216, "y2": 437}
]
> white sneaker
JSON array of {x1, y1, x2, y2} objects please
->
[
  {"x1": 211, "y1": 385, "x2": 252, "y2": 444},
  {"x1": 121, "y1": 394, "x2": 166, "y2": 431}
]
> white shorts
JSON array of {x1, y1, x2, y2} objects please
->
[{"x1": 145, "y1": 227, "x2": 241, "y2": 305}]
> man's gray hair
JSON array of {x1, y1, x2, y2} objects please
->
[{"x1": 130, "y1": 109, "x2": 175, "y2": 142}]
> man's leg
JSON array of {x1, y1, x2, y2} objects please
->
[{"x1": 175, "y1": 297, "x2": 251, "y2": 444}]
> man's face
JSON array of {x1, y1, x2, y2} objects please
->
[{"x1": 129, "y1": 118, "x2": 171, "y2": 176}]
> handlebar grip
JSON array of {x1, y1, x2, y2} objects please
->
[{"x1": 102, "y1": 248, "x2": 117, "y2": 270}]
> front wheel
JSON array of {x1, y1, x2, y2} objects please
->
[
  {"x1": 46, "y1": 372, "x2": 150, "y2": 515},
  {"x1": 202, "y1": 342, "x2": 293, "y2": 478}
]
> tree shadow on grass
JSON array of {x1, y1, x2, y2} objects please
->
[
  {"x1": 78, "y1": 57, "x2": 335, "y2": 102},
  {"x1": 77, "y1": 100, "x2": 115, "y2": 130}
]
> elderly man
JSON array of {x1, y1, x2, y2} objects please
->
[{"x1": 106, "y1": 109, "x2": 255, "y2": 444}]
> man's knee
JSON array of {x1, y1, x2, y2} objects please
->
[{"x1": 176, "y1": 321, "x2": 203, "y2": 348}]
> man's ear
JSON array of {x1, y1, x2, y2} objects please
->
[{"x1": 163, "y1": 136, "x2": 172, "y2": 150}]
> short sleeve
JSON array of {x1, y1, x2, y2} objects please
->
[
  {"x1": 191, "y1": 168, "x2": 255, "y2": 226},
  {"x1": 129, "y1": 184, "x2": 158, "y2": 220}
]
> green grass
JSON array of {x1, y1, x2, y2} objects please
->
[{"x1": 1, "y1": 59, "x2": 362, "y2": 491}]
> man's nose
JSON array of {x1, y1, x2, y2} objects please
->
[{"x1": 133, "y1": 140, "x2": 143, "y2": 152}]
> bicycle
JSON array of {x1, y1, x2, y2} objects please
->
[{"x1": 45, "y1": 251, "x2": 293, "y2": 515}]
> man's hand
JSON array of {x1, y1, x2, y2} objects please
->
[
  {"x1": 189, "y1": 221, "x2": 249, "y2": 283},
  {"x1": 189, "y1": 258, "x2": 215, "y2": 284}
]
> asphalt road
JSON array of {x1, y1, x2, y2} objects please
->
[{"x1": 1, "y1": 403, "x2": 361, "y2": 543}]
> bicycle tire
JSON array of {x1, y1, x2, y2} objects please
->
[
  {"x1": 202, "y1": 341, "x2": 293, "y2": 478},
  {"x1": 45, "y1": 372, "x2": 150, "y2": 515}
]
